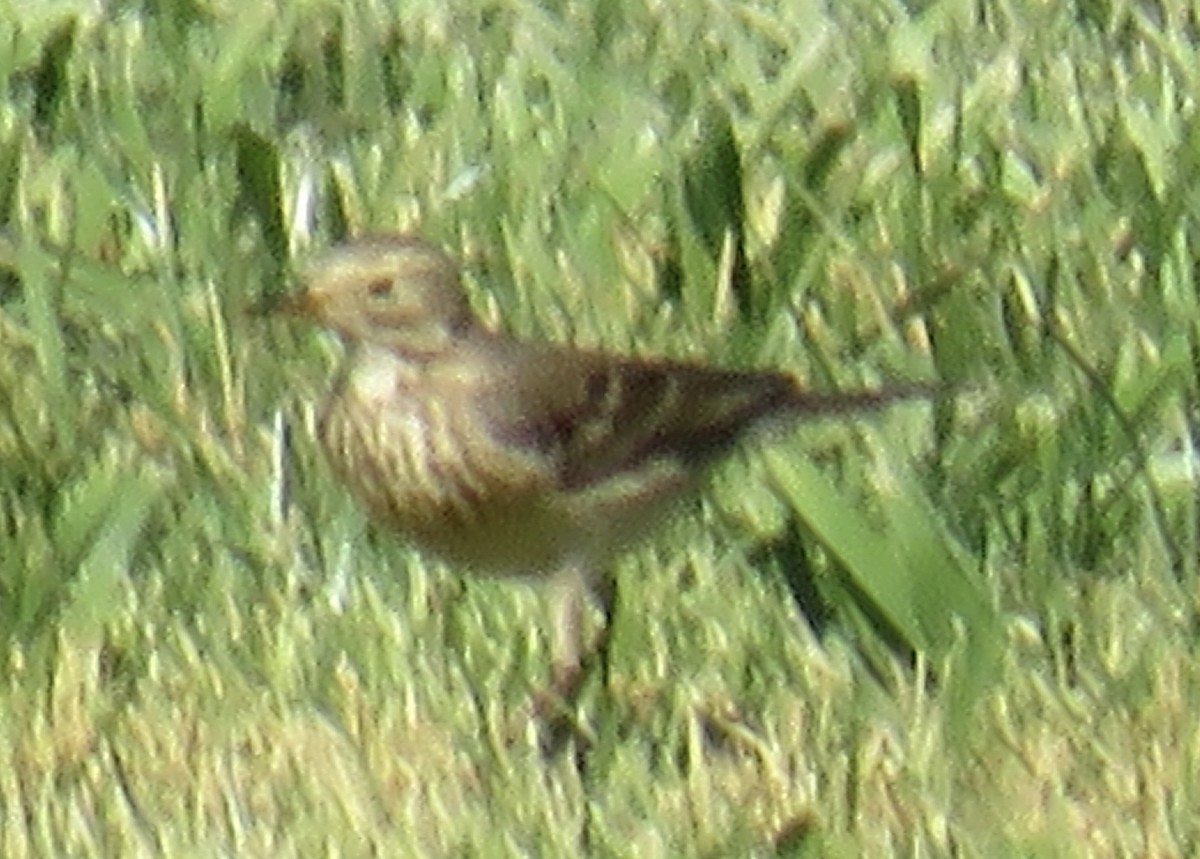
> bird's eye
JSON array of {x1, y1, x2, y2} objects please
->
[{"x1": 367, "y1": 278, "x2": 394, "y2": 299}]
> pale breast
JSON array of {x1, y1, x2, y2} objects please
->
[{"x1": 317, "y1": 356, "x2": 578, "y2": 576}]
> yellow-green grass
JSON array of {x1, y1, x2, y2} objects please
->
[{"x1": 1, "y1": 0, "x2": 1198, "y2": 855}]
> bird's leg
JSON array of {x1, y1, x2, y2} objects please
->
[
  {"x1": 548, "y1": 564, "x2": 619, "y2": 698},
  {"x1": 532, "y1": 564, "x2": 619, "y2": 753},
  {"x1": 547, "y1": 565, "x2": 592, "y2": 703},
  {"x1": 590, "y1": 565, "x2": 619, "y2": 690}
]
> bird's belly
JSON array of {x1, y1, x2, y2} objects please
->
[
  {"x1": 319, "y1": 394, "x2": 581, "y2": 576},
  {"x1": 319, "y1": 393, "x2": 699, "y2": 579}
]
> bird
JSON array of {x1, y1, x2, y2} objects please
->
[{"x1": 273, "y1": 234, "x2": 929, "y2": 705}]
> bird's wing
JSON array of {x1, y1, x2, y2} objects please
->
[{"x1": 478, "y1": 341, "x2": 801, "y2": 492}]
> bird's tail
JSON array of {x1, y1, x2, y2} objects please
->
[{"x1": 783, "y1": 381, "x2": 941, "y2": 419}]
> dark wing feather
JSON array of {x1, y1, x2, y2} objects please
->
[
  {"x1": 478, "y1": 337, "x2": 932, "y2": 492},
  {"x1": 481, "y1": 342, "x2": 804, "y2": 491}
]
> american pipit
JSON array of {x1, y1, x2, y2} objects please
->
[{"x1": 276, "y1": 234, "x2": 927, "y2": 698}]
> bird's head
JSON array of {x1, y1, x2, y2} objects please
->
[{"x1": 275, "y1": 235, "x2": 478, "y2": 357}]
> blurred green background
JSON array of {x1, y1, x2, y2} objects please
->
[{"x1": 1, "y1": 1, "x2": 1197, "y2": 856}]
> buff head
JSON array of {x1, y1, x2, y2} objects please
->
[{"x1": 279, "y1": 235, "x2": 477, "y2": 356}]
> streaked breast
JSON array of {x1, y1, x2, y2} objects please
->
[{"x1": 317, "y1": 378, "x2": 562, "y2": 574}]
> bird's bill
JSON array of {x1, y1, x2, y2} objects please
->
[{"x1": 247, "y1": 288, "x2": 324, "y2": 321}]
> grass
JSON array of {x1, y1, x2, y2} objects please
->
[{"x1": 1, "y1": 0, "x2": 1200, "y2": 855}]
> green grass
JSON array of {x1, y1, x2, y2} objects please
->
[{"x1": 2, "y1": 0, "x2": 1199, "y2": 855}]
